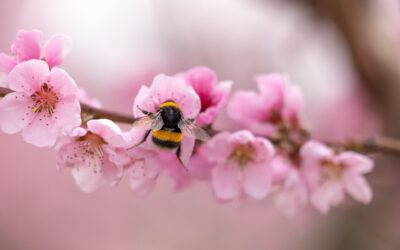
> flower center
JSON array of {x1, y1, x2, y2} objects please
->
[
  {"x1": 320, "y1": 159, "x2": 345, "y2": 179},
  {"x1": 31, "y1": 83, "x2": 59, "y2": 116},
  {"x1": 230, "y1": 143, "x2": 255, "y2": 167},
  {"x1": 76, "y1": 132, "x2": 107, "y2": 173}
]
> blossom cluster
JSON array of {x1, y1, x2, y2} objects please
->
[{"x1": 0, "y1": 30, "x2": 374, "y2": 215}]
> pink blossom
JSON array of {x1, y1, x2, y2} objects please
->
[
  {"x1": 0, "y1": 60, "x2": 81, "y2": 147},
  {"x1": 132, "y1": 74, "x2": 201, "y2": 164},
  {"x1": 125, "y1": 147, "x2": 161, "y2": 196},
  {"x1": 183, "y1": 67, "x2": 232, "y2": 126},
  {"x1": 271, "y1": 156, "x2": 308, "y2": 216},
  {"x1": 227, "y1": 74, "x2": 303, "y2": 136},
  {"x1": 205, "y1": 130, "x2": 275, "y2": 200},
  {"x1": 56, "y1": 119, "x2": 127, "y2": 192},
  {"x1": 301, "y1": 140, "x2": 374, "y2": 214},
  {"x1": 0, "y1": 30, "x2": 71, "y2": 75}
]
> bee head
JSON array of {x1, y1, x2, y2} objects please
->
[{"x1": 160, "y1": 105, "x2": 182, "y2": 127}]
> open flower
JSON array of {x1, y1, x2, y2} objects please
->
[
  {"x1": 227, "y1": 74, "x2": 303, "y2": 137},
  {"x1": 301, "y1": 140, "x2": 374, "y2": 214},
  {"x1": 56, "y1": 119, "x2": 127, "y2": 192},
  {"x1": 183, "y1": 67, "x2": 232, "y2": 126},
  {"x1": 0, "y1": 60, "x2": 81, "y2": 146},
  {"x1": 0, "y1": 30, "x2": 71, "y2": 75},
  {"x1": 132, "y1": 74, "x2": 201, "y2": 163},
  {"x1": 205, "y1": 130, "x2": 275, "y2": 200}
]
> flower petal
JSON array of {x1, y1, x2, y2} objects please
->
[
  {"x1": 338, "y1": 152, "x2": 374, "y2": 174},
  {"x1": 0, "y1": 53, "x2": 18, "y2": 74},
  {"x1": 227, "y1": 91, "x2": 265, "y2": 125},
  {"x1": 22, "y1": 112, "x2": 59, "y2": 147},
  {"x1": 205, "y1": 132, "x2": 232, "y2": 163},
  {"x1": 11, "y1": 30, "x2": 42, "y2": 61},
  {"x1": 344, "y1": 174, "x2": 372, "y2": 204},
  {"x1": 71, "y1": 159, "x2": 122, "y2": 193},
  {"x1": 43, "y1": 34, "x2": 72, "y2": 68},
  {"x1": 0, "y1": 92, "x2": 34, "y2": 134},
  {"x1": 310, "y1": 180, "x2": 344, "y2": 214},
  {"x1": 243, "y1": 164, "x2": 271, "y2": 199},
  {"x1": 87, "y1": 119, "x2": 125, "y2": 147},
  {"x1": 211, "y1": 164, "x2": 242, "y2": 200},
  {"x1": 8, "y1": 59, "x2": 49, "y2": 94}
]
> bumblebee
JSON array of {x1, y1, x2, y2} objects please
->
[{"x1": 132, "y1": 100, "x2": 210, "y2": 166}]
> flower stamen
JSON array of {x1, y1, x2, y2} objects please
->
[
  {"x1": 31, "y1": 83, "x2": 59, "y2": 116},
  {"x1": 230, "y1": 143, "x2": 255, "y2": 167}
]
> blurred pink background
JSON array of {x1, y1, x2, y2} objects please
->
[{"x1": 0, "y1": 0, "x2": 399, "y2": 249}]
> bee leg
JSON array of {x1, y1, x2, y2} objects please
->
[
  {"x1": 137, "y1": 106, "x2": 153, "y2": 116},
  {"x1": 176, "y1": 144, "x2": 188, "y2": 171},
  {"x1": 128, "y1": 130, "x2": 151, "y2": 149}
]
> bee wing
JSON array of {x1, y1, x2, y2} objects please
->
[
  {"x1": 133, "y1": 111, "x2": 164, "y2": 131},
  {"x1": 178, "y1": 119, "x2": 210, "y2": 141}
]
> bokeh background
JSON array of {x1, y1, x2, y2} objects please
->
[{"x1": 0, "y1": 0, "x2": 399, "y2": 249}]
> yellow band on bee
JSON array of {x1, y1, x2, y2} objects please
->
[
  {"x1": 159, "y1": 101, "x2": 180, "y2": 109},
  {"x1": 152, "y1": 130, "x2": 183, "y2": 143}
]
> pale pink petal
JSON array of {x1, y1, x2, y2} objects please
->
[
  {"x1": 129, "y1": 159, "x2": 160, "y2": 196},
  {"x1": 274, "y1": 171, "x2": 308, "y2": 216},
  {"x1": 344, "y1": 174, "x2": 373, "y2": 204},
  {"x1": 205, "y1": 132, "x2": 233, "y2": 163},
  {"x1": 87, "y1": 119, "x2": 125, "y2": 147},
  {"x1": 228, "y1": 130, "x2": 256, "y2": 145},
  {"x1": 0, "y1": 73, "x2": 8, "y2": 88},
  {"x1": 252, "y1": 137, "x2": 275, "y2": 162},
  {"x1": 282, "y1": 84, "x2": 303, "y2": 120},
  {"x1": 71, "y1": 159, "x2": 122, "y2": 193},
  {"x1": 310, "y1": 180, "x2": 344, "y2": 214},
  {"x1": 0, "y1": 53, "x2": 18, "y2": 74},
  {"x1": 56, "y1": 139, "x2": 87, "y2": 169},
  {"x1": 301, "y1": 140, "x2": 335, "y2": 188},
  {"x1": 212, "y1": 80, "x2": 233, "y2": 110},
  {"x1": 184, "y1": 66, "x2": 216, "y2": 96},
  {"x1": 255, "y1": 74, "x2": 285, "y2": 110},
  {"x1": 338, "y1": 152, "x2": 374, "y2": 174},
  {"x1": 248, "y1": 122, "x2": 278, "y2": 137},
  {"x1": 228, "y1": 91, "x2": 265, "y2": 125},
  {"x1": 187, "y1": 148, "x2": 214, "y2": 180},
  {"x1": 22, "y1": 112, "x2": 59, "y2": 147},
  {"x1": 48, "y1": 67, "x2": 78, "y2": 96},
  {"x1": 0, "y1": 92, "x2": 34, "y2": 133},
  {"x1": 196, "y1": 80, "x2": 233, "y2": 126},
  {"x1": 178, "y1": 135, "x2": 195, "y2": 166},
  {"x1": 300, "y1": 140, "x2": 334, "y2": 162},
  {"x1": 162, "y1": 155, "x2": 191, "y2": 190},
  {"x1": 52, "y1": 98, "x2": 81, "y2": 134},
  {"x1": 11, "y1": 30, "x2": 42, "y2": 61},
  {"x1": 43, "y1": 34, "x2": 72, "y2": 68},
  {"x1": 270, "y1": 155, "x2": 292, "y2": 183},
  {"x1": 196, "y1": 106, "x2": 218, "y2": 126},
  {"x1": 242, "y1": 164, "x2": 271, "y2": 199},
  {"x1": 133, "y1": 85, "x2": 153, "y2": 116},
  {"x1": 8, "y1": 60, "x2": 49, "y2": 93},
  {"x1": 211, "y1": 164, "x2": 242, "y2": 200}
]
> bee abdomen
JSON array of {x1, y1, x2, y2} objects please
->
[{"x1": 152, "y1": 130, "x2": 182, "y2": 149}]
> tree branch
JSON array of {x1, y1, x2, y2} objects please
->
[{"x1": 1, "y1": 86, "x2": 400, "y2": 156}]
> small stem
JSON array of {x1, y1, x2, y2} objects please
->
[{"x1": 1, "y1": 86, "x2": 400, "y2": 156}]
